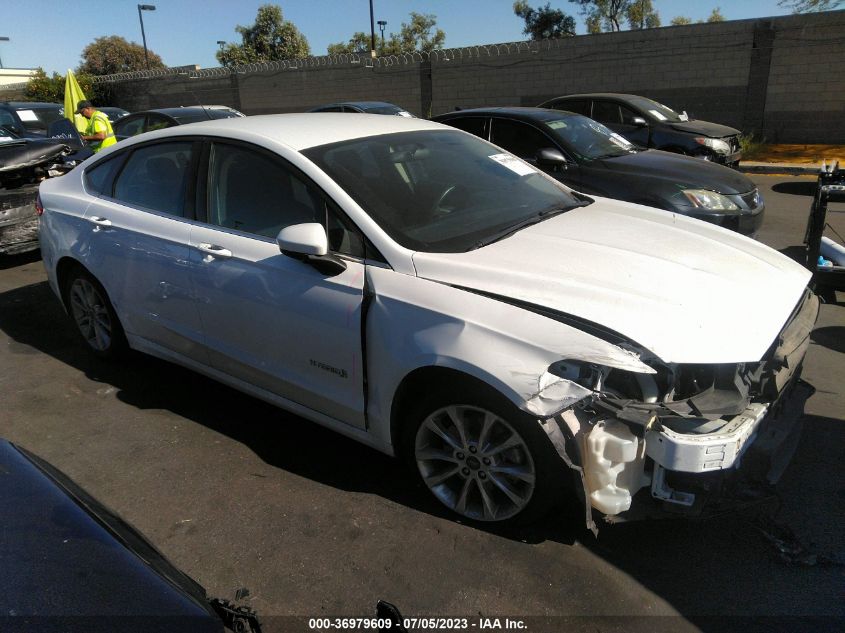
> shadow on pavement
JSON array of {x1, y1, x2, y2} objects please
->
[
  {"x1": 771, "y1": 181, "x2": 816, "y2": 197},
  {"x1": 811, "y1": 326, "x2": 845, "y2": 354},
  {"x1": 0, "y1": 280, "x2": 582, "y2": 547},
  {"x1": 0, "y1": 249, "x2": 40, "y2": 271}
]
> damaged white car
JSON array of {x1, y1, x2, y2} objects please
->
[{"x1": 38, "y1": 114, "x2": 817, "y2": 528}]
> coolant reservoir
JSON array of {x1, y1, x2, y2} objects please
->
[{"x1": 584, "y1": 419, "x2": 649, "y2": 515}]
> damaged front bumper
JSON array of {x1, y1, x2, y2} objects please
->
[
  {"x1": 540, "y1": 289, "x2": 819, "y2": 533},
  {"x1": 0, "y1": 184, "x2": 40, "y2": 255}
]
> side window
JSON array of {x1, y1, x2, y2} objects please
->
[
  {"x1": 620, "y1": 105, "x2": 642, "y2": 125},
  {"x1": 445, "y1": 117, "x2": 487, "y2": 140},
  {"x1": 206, "y1": 143, "x2": 321, "y2": 239},
  {"x1": 0, "y1": 108, "x2": 23, "y2": 135},
  {"x1": 490, "y1": 118, "x2": 553, "y2": 160},
  {"x1": 113, "y1": 142, "x2": 194, "y2": 215},
  {"x1": 84, "y1": 153, "x2": 128, "y2": 196},
  {"x1": 552, "y1": 99, "x2": 589, "y2": 116},
  {"x1": 592, "y1": 101, "x2": 621, "y2": 125},
  {"x1": 147, "y1": 114, "x2": 174, "y2": 132},
  {"x1": 116, "y1": 115, "x2": 147, "y2": 137},
  {"x1": 317, "y1": 106, "x2": 343, "y2": 112}
]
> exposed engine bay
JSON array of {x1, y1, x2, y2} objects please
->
[{"x1": 543, "y1": 288, "x2": 819, "y2": 532}]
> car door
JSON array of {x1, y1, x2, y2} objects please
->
[
  {"x1": 187, "y1": 140, "x2": 367, "y2": 427},
  {"x1": 82, "y1": 140, "x2": 207, "y2": 362},
  {"x1": 488, "y1": 117, "x2": 580, "y2": 189}
]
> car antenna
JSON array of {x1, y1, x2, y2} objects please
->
[{"x1": 189, "y1": 90, "x2": 211, "y2": 119}]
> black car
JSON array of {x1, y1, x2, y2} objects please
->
[
  {"x1": 0, "y1": 101, "x2": 67, "y2": 137},
  {"x1": 0, "y1": 438, "x2": 260, "y2": 632},
  {"x1": 538, "y1": 93, "x2": 743, "y2": 167},
  {"x1": 98, "y1": 106, "x2": 130, "y2": 123},
  {"x1": 433, "y1": 107, "x2": 763, "y2": 236},
  {"x1": 309, "y1": 101, "x2": 414, "y2": 116},
  {"x1": 113, "y1": 106, "x2": 244, "y2": 141}
]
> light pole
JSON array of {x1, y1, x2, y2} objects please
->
[
  {"x1": 377, "y1": 20, "x2": 386, "y2": 51},
  {"x1": 0, "y1": 37, "x2": 9, "y2": 69},
  {"x1": 137, "y1": 4, "x2": 156, "y2": 68},
  {"x1": 368, "y1": 0, "x2": 376, "y2": 58},
  {"x1": 217, "y1": 40, "x2": 226, "y2": 50}
]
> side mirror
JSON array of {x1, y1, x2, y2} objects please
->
[
  {"x1": 277, "y1": 222, "x2": 327, "y2": 256},
  {"x1": 536, "y1": 147, "x2": 568, "y2": 167},
  {"x1": 631, "y1": 117, "x2": 647, "y2": 127},
  {"x1": 276, "y1": 223, "x2": 347, "y2": 276}
]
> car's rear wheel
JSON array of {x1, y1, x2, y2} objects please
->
[
  {"x1": 63, "y1": 269, "x2": 126, "y2": 358},
  {"x1": 402, "y1": 381, "x2": 567, "y2": 524}
]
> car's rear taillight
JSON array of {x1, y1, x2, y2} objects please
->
[{"x1": 35, "y1": 193, "x2": 44, "y2": 216}]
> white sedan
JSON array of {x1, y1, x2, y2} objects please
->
[{"x1": 38, "y1": 114, "x2": 817, "y2": 529}]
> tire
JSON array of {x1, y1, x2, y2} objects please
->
[
  {"x1": 400, "y1": 379, "x2": 569, "y2": 525},
  {"x1": 62, "y1": 268, "x2": 127, "y2": 358}
]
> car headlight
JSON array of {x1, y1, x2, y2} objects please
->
[
  {"x1": 682, "y1": 189, "x2": 740, "y2": 212},
  {"x1": 694, "y1": 137, "x2": 731, "y2": 155}
]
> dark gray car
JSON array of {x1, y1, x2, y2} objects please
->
[
  {"x1": 434, "y1": 107, "x2": 763, "y2": 236},
  {"x1": 538, "y1": 93, "x2": 742, "y2": 167}
]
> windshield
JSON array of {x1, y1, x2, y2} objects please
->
[
  {"x1": 545, "y1": 115, "x2": 636, "y2": 160},
  {"x1": 304, "y1": 130, "x2": 588, "y2": 253},
  {"x1": 626, "y1": 96, "x2": 684, "y2": 123},
  {"x1": 13, "y1": 105, "x2": 64, "y2": 132}
]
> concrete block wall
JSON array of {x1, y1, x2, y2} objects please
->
[
  {"x1": 4, "y1": 11, "x2": 842, "y2": 143},
  {"x1": 762, "y1": 11, "x2": 845, "y2": 143}
]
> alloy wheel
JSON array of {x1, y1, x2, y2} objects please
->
[
  {"x1": 415, "y1": 405, "x2": 536, "y2": 521},
  {"x1": 69, "y1": 278, "x2": 113, "y2": 352}
]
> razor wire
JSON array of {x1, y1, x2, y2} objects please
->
[{"x1": 86, "y1": 39, "x2": 579, "y2": 84}]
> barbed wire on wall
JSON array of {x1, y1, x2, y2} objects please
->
[{"x1": 85, "y1": 39, "x2": 578, "y2": 84}]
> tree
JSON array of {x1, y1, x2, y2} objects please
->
[
  {"x1": 23, "y1": 68, "x2": 117, "y2": 106},
  {"x1": 217, "y1": 4, "x2": 310, "y2": 67},
  {"x1": 327, "y1": 12, "x2": 445, "y2": 56},
  {"x1": 778, "y1": 0, "x2": 843, "y2": 12},
  {"x1": 670, "y1": 16, "x2": 693, "y2": 25},
  {"x1": 513, "y1": 1, "x2": 576, "y2": 39},
  {"x1": 626, "y1": 0, "x2": 660, "y2": 29},
  {"x1": 77, "y1": 36, "x2": 165, "y2": 75},
  {"x1": 570, "y1": 0, "x2": 632, "y2": 32},
  {"x1": 706, "y1": 7, "x2": 726, "y2": 22}
]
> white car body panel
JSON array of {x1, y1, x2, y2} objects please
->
[{"x1": 413, "y1": 199, "x2": 811, "y2": 364}]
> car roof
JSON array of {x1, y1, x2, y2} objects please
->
[
  {"x1": 118, "y1": 112, "x2": 444, "y2": 151},
  {"x1": 547, "y1": 93, "x2": 640, "y2": 101},
  {"x1": 5, "y1": 101, "x2": 62, "y2": 108},
  {"x1": 131, "y1": 107, "x2": 213, "y2": 117},
  {"x1": 436, "y1": 107, "x2": 578, "y2": 122}
]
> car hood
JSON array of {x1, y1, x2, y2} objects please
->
[
  {"x1": 596, "y1": 150, "x2": 754, "y2": 194},
  {"x1": 0, "y1": 138, "x2": 68, "y2": 173},
  {"x1": 412, "y1": 199, "x2": 810, "y2": 364},
  {"x1": 665, "y1": 119, "x2": 740, "y2": 138}
]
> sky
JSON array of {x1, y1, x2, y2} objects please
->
[{"x1": 0, "y1": 1, "x2": 804, "y2": 75}]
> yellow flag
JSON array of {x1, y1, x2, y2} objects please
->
[{"x1": 64, "y1": 69, "x2": 88, "y2": 133}]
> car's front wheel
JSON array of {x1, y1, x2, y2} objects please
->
[
  {"x1": 63, "y1": 269, "x2": 126, "y2": 358},
  {"x1": 403, "y1": 381, "x2": 567, "y2": 524}
]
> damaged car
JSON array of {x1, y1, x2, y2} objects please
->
[
  {"x1": 1, "y1": 125, "x2": 91, "y2": 255},
  {"x1": 38, "y1": 114, "x2": 816, "y2": 528}
]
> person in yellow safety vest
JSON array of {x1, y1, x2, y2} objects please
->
[{"x1": 76, "y1": 100, "x2": 116, "y2": 153}]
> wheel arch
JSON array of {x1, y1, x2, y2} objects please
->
[
  {"x1": 55, "y1": 256, "x2": 90, "y2": 308},
  {"x1": 390, "y1": 366, "x2": 521, "y2": 451}
]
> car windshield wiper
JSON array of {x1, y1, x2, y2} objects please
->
[{"x1": 470, "y1": 201, "x2": 590, "y2": 250}]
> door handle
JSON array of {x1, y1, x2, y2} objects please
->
[
  {"x1": 196, "y1": 243, "x2": 233, "y2": 259},
  {"x1": 88, "y1": 216, "x2": 112, "y2": 227}
]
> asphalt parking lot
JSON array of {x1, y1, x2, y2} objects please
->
[{"x1": 1, "y1": 175, "x2": 843, "y2": 632}]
